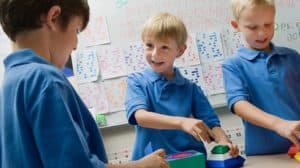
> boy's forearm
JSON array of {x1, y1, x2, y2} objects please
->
[
  {"x1": 135, "y1": 109, "x2": 183, "y2": 130},
  {"x1": 233, "y1": 100, "x2": 283, "y2": 131}
]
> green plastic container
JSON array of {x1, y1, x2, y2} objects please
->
[
  {"x1": 211, "y1": 145, "x2": 230, "y2": 154},
  {"x1": 166, "y1": 151, "x2": 206, "y2": 168}
]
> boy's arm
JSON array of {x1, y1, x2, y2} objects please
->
[
  {"x1": 30, "y1": 82, "x2": 107, "y2": 167},
  {"x1": 135, "y1": 109, "x2": 213, "y2": 142},
  {"x1": 233, "y1": 100, "x2": 300, "y2": 149},
  {"x1": 135, "y1": 109, "x2": 183, "y2": 129},
  {"x1": 106, "y1": 149, "x2": 169, "y2": 168}
]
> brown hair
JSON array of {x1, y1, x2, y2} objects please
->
[{"x1": 0, "y1": 0, "x2": 89, "y2": 41}]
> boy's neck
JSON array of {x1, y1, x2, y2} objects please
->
[{"x1": 13, "y1": 28, "x2": 50, "y2": 61}]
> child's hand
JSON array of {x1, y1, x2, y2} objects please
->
[
  {"x1": 180, "y1": 118, "x2": 213, "y2": 143},
  {"x1": 136, "y1": 149, "x2": 169, "y2": 168},
  {"x1": 217, "y1": 140, "x2": 240, "y2": 157},
  {"x1": 273, "y1": 119, "x2": 300, "y2": 150}
]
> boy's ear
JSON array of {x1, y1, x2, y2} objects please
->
[
  {"x1": 177, "y1": 44, "x2": 187, "y2": 57},
  {"x1": 230, "y1": 19, "x2": 239, "y2": 31},
  {"x1": 46, "y1": 5, "x2": 61, "y2": 31}
]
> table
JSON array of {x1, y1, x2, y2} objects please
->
[{"x1": 244, "y1": 154, "x2": 300, "y2": 167}]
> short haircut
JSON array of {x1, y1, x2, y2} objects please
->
[
  {"x1": 0, "y1": 0, "x2": 89, "y2": 41},
  {"x1": 141, "y1": 12, "x2": 188, "y2": 45},
  {"x1": 231, "y1": 0, "x2": 275, "y2": 20}
]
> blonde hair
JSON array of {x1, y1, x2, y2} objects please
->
[
  {"x1": 141, "y1": 12, "x2": 188, "y2": 45},
  {"x1": 231, "y1": 0, "x2": 275, "y2": 20}
]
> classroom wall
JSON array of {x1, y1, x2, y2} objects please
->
[
  {"x1": 0, "y1": 28, "x2": 11, "y2": 87},
  {"x1": 0, "y1": 0, "x2": 299, "y2": 164},
  {"x1": 70, "y1": 0, "x2": 300, "y2": 130}
]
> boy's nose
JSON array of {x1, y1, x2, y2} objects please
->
[
  {"x1": 151, "y1": 49, "x2": 159, "y2": 60},
  {"x1": 258, "y1": 28, "x2": 267, "y2": 37}
]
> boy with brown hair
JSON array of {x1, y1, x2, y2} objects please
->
[
  {"x1": 222, "y1": 0, "x2": 300, "y2": 155},
  {"x1": 0, "y1": 0, "x2": 168, "y2": 167}
]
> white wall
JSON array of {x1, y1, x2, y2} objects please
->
[{"x1": 0, "y1": 27, "x2": 11, "y2": 87}]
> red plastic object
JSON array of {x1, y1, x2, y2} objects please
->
[{"x1": 288, "y1": 145, "x2": 298, "y2": 158}]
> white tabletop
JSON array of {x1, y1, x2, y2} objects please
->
[{"x1": 244, "y1": 154, "x2": 300, "y2": 167}]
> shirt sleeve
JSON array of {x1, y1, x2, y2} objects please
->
[
  {"x1": 222, "y1": 59, "x2": 249, "y2": 112},
  {"x1": 125, "y1": 73, "x2": 150, "y2": 125},
  {"x1": 28, "y1": 81, "x2": 106, "y2": 168},
  {"x1": 191, "y1": 84, "x2": 220, "y2": 128}
]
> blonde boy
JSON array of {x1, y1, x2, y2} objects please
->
[
  {"x1": 222, "y1": 0, "x2": 300, "y2": 155},
  {"x1": 125, "y1": 12, "x2": 239, "y2": 160}
]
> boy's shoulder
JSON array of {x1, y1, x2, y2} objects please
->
[
  {"x1": 127, "y1": 68, "x2": 155, "y2": 86},
  {"x1": 274, "y1": 45, "x2": 299, "y2": 55}
]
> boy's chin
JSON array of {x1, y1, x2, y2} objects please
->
[{"x1": 247, "y1": 44, "x2": 271, "y2": 51}]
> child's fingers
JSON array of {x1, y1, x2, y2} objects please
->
[
  {"x1": 289, "y1": 135, "x2": 300, "y2": 150},
  {"x1": 152, "y1": 148, "x2": 166, "y2": 158},
  {"x1": 230, "y1": 144, "x2": 239, "y2": 157},
  {"x1": 294, "y1": 129, "x2": 300, "y2": 139},
  {"x1": 192, "y1": 130, "x2": 201, "y2": 141},
  {"x1": 193, "y1": 126, "x2": 211, "y2": 143},
  {"x1": 221, "y1": 142, "x2": 239, "y2": 157}
]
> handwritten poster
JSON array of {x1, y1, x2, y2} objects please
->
[
  {"x1": 179, "y1": 65, "x2": 206, "y2": 93},
  {"x1": 273, "y1": 22, "x2": 300, "y2": 51},
  {"x1": 196, "y1": 31, "x2": 225, "y2": 63},
  {"x1": 221, "y1": 28, "x2": 242, "y2": 57},
  {"x1": 98, "y1": 45, "x2": 128, "y2": 79},
  {"x1": 123, "y1": 41, "x2": 148, "y2": 74},
  {"x1": 103, "y1": 77, "x2": 127, "y2": 112},
  {"x1": 78, "y1": 81, "x2": 109, "y2": 114},
  {"x1": 72, "y1": 50, "x2": 99, "y2": 83},
  {"x1": 175, "y1": 34, "x2": 201, "y2": 67},
  {"x1": 79, "y1": 15, "x2": 110, "y2": 47},
  {"x1": 202, "y1": 61, "x2": 225, "y2": 95}
]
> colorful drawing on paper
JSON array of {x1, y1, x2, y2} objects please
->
[
  {"x1": 72, "y1": 50, "x2": 99, "y2": 83},
  {"x1": 79, "y1": 15, "x2": 110, "y2": 46},
  {"x1": 123, "y1": 41, "x2": 148, "y2": 73},
  {"x1": 98, "y1": 45, "x2": 128, "y2": 80},
  {"x1": 179, "y1": 65, "x2": 206, "y2": 93},
  {"x1": 221, "y1": 28, "x2": 242, "y2": 57},
  {"x1": 196, "y1": 31, "x2": 225, "y2": 63},
  {"x1": 78, "y1": 81, "x2": 109, "y2": 114},
  {"x1": 103, "y1": 77, "x2": 127, "y2": 112},
  {"x1": 202, "y1": 61, "x2": 225, "y2": 95},
  {"x1": 175, "y1": 34, "x2": 201, "y2": 67}
]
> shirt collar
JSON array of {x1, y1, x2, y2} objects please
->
[
  {"x1": 4, "y1": 48, "x2": 52, "y2": 69},
  {"x1": 237, "y1": 43, "x2": 280, "y2": 60},
  {"x1": 145, "y1": 67, "x2": 186, "y2": 85}
]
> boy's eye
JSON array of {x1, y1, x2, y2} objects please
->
[
  {"x1": 162, "y1": 46, "x2": 169, "y2": 50},
  {"x1": 264, "y1": 23, "x2": 272, "y2": 28},
  {"x1": 145, "y1": 43, "x2": 153, "y2": 48},
  {"x1": 247, "y1": 26, "x2": 257, "y2": 30}
]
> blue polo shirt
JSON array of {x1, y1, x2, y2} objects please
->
[
  {"x1": 0, "y1": 49, "x2": 107, "y2": 167},
  {"x1": 125, "y1": 67, "x2": 220, "y2": 160},
  {"x1": 222, "y1": 44, "x2": 300, "y2": 155}
]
